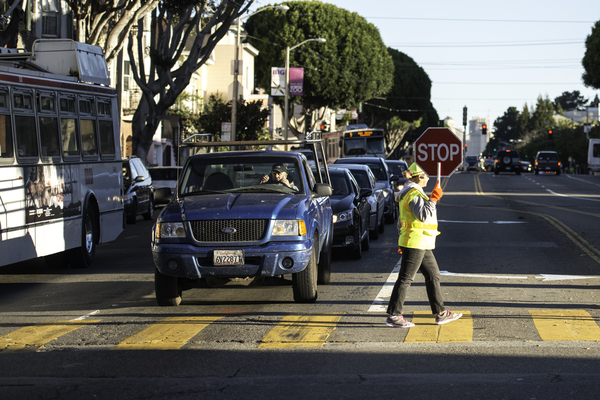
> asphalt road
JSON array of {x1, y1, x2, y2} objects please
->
[{"x1": 2, "y1": 171, "x2": 600, "y2": 399}]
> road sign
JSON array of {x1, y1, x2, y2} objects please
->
[{"x1": 414, "y1": 127, "x2": 463, "y2": 177}]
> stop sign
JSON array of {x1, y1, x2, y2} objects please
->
[{"x1": 414, "y1": 127, "x2": 463, "y2": 177}]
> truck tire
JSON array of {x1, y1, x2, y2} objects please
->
[
  {"x1": 155, "y1": 267, "x2": 182, "y2": 306},
  {"x1": 318, "y1": 246, "x2": 332, "y2": 285},
  {"x1": 293, "y1": 247, "x2": 318, "y2": 303}
]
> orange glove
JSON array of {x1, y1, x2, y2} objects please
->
[
  {"x1": 430, "y1": 180, "x2": 443, "y2": 203},
  {"x1": 398, "y1": 247, "x2": 403, "y2": 254}
]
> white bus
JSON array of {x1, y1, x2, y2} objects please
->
[{"x1": 0, "y1": 39, "x2": 123, "y2": 268}]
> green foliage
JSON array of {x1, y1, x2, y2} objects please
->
[
  {"x1": 196, "y1": 93, "x2": 270, "y2": 141},
  {"x1": 553, "y1": 91, "x2": 588, "y2": 111},
  {"x1": 169, "y1": 92, "x2": 202, "y2": 136},
  {"x1": 245, "y1": 1, "x2": 393, "y2": 113},
  {"x1": 583, "y1": 20, "x2": 600, "y2": 89},
  {"x1": 493, "y1": 107, "x2": 520, "y2": 142},
  {"x1": 529, "y1": 95, "x2": 556, "y2": 132},
  {"x1": 363, "y1": 48, "x2": 438, "y2": 130}
]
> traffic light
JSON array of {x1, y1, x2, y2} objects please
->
[
  {"x1": 462, "y1": 106, "x2": 467, "y2": 126},
  {"x1": 320, "y1": 123, "x2": 329, "y2": 132},
  {"x1": 482, "y1": 124, "x2": 487, "y2": 135},
  {"x1": 548, "y1": 129, "x2": 553, "y2": 139}
]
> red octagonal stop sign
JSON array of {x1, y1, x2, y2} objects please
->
[{"x1": 414, "y1": 127, "x2": 463, "y2": 177}]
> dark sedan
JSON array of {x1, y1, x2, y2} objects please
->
[{"x1": 329, "y1": 168, "x2": 372, "y2": 259}]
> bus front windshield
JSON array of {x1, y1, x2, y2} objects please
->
[{"x1": 344, "y1": 137, "x2": 385, "y2": 157}]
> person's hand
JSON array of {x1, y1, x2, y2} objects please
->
[
  {"x1": 259, "y1": 175, "x2": 269, "y2": 184},
  {"x1": 278, "y1": 175, "x2": 291, "y2": 187},
  {"x1": 430, "y1": 180, "x2": 443, "y2": 203}
]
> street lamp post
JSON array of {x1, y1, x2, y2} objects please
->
[
  {"x1": 231, "y1": 5, "x2": 289, "y2": 142},
  {"x1": 284, "y1": 38, "x2": 326, "y2": 147}
]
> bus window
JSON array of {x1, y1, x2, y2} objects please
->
[
  {"x1": 0, "y1": 114, "x2": 13, "y2": 160},
  {"x1": 99, "y1": 120, "x2": 115, "y2": 156},
  {"x1": 39, "y1": 117, "x2": 60, "y2": 158},
  {"x1": 15, "y1": 115, "x2": 38, "y2": 158},
  {"x1": 80, "y1": 119, "x2": 98, "y2": 156},
  {"x1": 61, "y1": 118, "x2": 79, "y2": 156}
]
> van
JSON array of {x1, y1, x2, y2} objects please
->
[{"x1": 588, "y1": 139, "x2": 600, "y2": 174}]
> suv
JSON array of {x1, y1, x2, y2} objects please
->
[
  {"x1": 151, "y1": 142, "x2": 333, "y2": 305},
  {"x1": 534, "y1": 151, "x2": 561, "y2": 175},
  {"x1": 494, "y1": 150, "x2": 522, "y2": 175},
  {"x1": 122, "y1": 156, "x2": 155, "y2": 224},
  {"x1": 333, "y1": 157, "x2": 397, "y2": 223}
]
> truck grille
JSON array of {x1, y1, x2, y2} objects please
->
[{"x1": 190, "y1": 219, "x2": 268, "y2": 242}]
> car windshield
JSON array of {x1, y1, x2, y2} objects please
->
[
  {"x1": 538, "y1": 153, "x2": 558, "y2": 161},
  {"x1": 330, "y1": 174, "x2": 351, "y2": 196},
  {"x1": 179, "y1": 156, "x2": 304, "y2": 196},
  {"x1": 348, "y1": 170, "x2": 370, "y2": 189},
  {"x1": 386, "y1": 162, "x2": 407, "y2": 177}
]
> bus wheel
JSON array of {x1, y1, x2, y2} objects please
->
[
  {"x1": 71, "y1": 206, "x2": 97, "y2": 268},
  {"x1": 155, "y1": 267, "x2": 181, "y2": 306}
]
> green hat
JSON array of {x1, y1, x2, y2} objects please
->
[{"x1": 407, "y1": 163, "x2": 426, "y2": 177}]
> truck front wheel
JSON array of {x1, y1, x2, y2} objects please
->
[{"x1": 293, "y1": 248, "x2": 318, "y2": 303}]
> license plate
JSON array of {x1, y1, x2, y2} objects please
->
[
  {"x1": 545, "y1": 167, "x2": 550, "y2": 170},
  {"x1": 213, "y1": 250, "x2": 244, "y2": 266}
]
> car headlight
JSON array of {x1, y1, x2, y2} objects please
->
[
  {"x1": 156, "y1": 222, "x2": 186, "y2": 238},
  {"x1": 383, "y1": 190, "x2": 389, "y2": 198},
  {"x1": 272, "y1": 220, "x2": 307, "y2": 236},
  {"x1": 333, "y1": 210, "x2": 353, "y2": 224}
]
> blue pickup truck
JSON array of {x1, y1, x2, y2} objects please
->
[{"x1": 151, "y1": 140, "x2": 333, "y2": 305}]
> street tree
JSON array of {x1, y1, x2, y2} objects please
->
[
  {"x1": 126, "y1": 0, "x2": 253, "y2": 162},
  {"x1": 363, "y1": 48, "x2": 438, "y2": 132},
  {"x1": 493, "y1": 106, "x2": 520, "y2": 143},
  {"x1": 65, "y1": 0, "x2": 161, "y2": 64},
  {"x1": 529, "y1": 95, "x2": 555, "y2": 133},
  {"x1": 553, "y1": 91, "x2": 588, "y2": 111},
  {"x1": 583, "y1": 20, "x2": 600, "y2": 89},
  {"x1": 385, "y1": 116, "x2": 421, "y2": 158},
  {"x1": 245, "y1": 1, "x2": 393, "y2": 136}
]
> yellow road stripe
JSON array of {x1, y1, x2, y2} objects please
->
[
  {"x1": 0, "y1": 320, "x2": 101, "y2": 353},
  {"x1": 404, "y1": 311, "x2": 472, "y2": 343},
  {"x1": 113, "y1": 316, "x2": 222, "y2": 350},
  {"x1": 258, "y1": 314, "x2": 342, "y2": 348},
  {"x1": 529, "y1": 310, "x2": 600, "y2": 341}
]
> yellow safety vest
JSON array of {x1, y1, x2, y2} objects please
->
[{"x1": 398, "y1": 188, "x2": 439, "y2": 250}]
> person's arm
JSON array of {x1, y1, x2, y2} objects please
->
[{"x1": 408, "y1": 194, "x2": 437, "y2": 222}]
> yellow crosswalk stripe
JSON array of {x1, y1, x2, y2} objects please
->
[
  {"x1": 404, "y1": 311, "x2": 472, "y2": 343},
  {"x1": 529, "y1": 310, "x2": 600, "y2": 341},
  {"x1": 113, "y1": 316, "x2": 223, "y2": 350},
  {"x1": 0, "y1": 320, "x2": 101, "y2": 353},
  {"x1": 258, "y1": 314, "x2": 342, "y2": 348}
]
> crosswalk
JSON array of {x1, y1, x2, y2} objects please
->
[{"x1": 2, "y1": 309, "x2": 600, "y2": 353}]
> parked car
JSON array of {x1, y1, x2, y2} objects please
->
[
  {"x1": 148, "y1": 166, "x2": 182, "y2": 205},
  {"x1": 384, "y1": 159, "x2": 409, "y2": 193},
  {"x1": 328, "y1": 167, "x2": 372, "y2": 259},
  {"x1": 152, "y1": 146, "x2": 333, "y2": 306},
  {"x1": 333, "y1": 157, "x2": 397, "y2": 223},
  {"x1": 494, "y1": 150, "x2": 522, "y2": 175},
  {"x1": 330, "y1": 165, "x2": 384, "y2": 240},
  {"x1": 521, "y1": 161, "x2": 533, "y2": 173},
  {"x1": 484, "y1": 156, "x2": 496, "y2": 171},
  {"x1": 122, "y1": 156, "x2": 155, "y2": 224},
  {"x1": 534, "y1": 151, "x2": 561, "y2": 175}
]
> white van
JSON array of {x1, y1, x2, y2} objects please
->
[{"x1": 588, "y1": 139, "x2": 600, "y2": 174}]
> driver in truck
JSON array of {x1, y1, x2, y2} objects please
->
[{"x1": 258, "y1": 164, "x2": 298, "y2": 190}]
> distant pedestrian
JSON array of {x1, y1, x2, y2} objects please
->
[{"x1": 386, "y1": 163, "x2": 462, "y2": 328}]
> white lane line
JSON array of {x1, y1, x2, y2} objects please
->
[
  {"x1": 71, "y1": 310, "x2": 101, "y2": 321},
  {"x1": 367, "y1": 258, "x2": 401, "y2": 313},
  {"x1": 440, "y1": 271, "x2": 528, "y2": 279},
  {"x1": 566, "y1": 174, "x2": 600, "y2": 188},
  {"x1": 536, "y1": 274, "x2": 600, "y2": 281},
  {"x1": 546, "y1": 189, "x2": 600, "y2": 202}
]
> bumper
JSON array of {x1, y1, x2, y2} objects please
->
[
  {"x1": 332, "y1": 220, "x2": 359, "y2": 249},
  {"x1": 152, "y1": 239, "x2": 314, "y2": 279}
]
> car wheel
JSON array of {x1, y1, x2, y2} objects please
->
[
  {"x1": 378, "y1": 213, "x2": 385, "y2": 233},
  {"x1": 143, "y1": 197, "x2": 154, "y2": 220},
  {"x1": 293, "y1": 247, "x2": 318, "y2": 303},
  {"x1": 534, "y1": 170, "x2": 539, "y2": 175},
  {"x1": 70, "y1": 205, "x2": 97, "y2": 268},
  {"x1": 126, "y1": 200, "x2": 137, "y2": 224},
  {"x1": 362, "y1": 221, "x2": 371, "y2": 251},
  {"x1": 494, "y1": 170, "x2": 499, "y2": 175},
  {"x1": 155, "y1": 267, "x2": 182, "y2": 306},
  {"x1": 516, "y1": 170, "x2": 521, "y2": 175},
  {"x1": 556, "y1": 170, "x2": 561, "y2": 176},
  {"x1": 317, "y1": 245, "x2": 331, "y2": 285},
  {"x1": 351, "y1": 236, "x2": 362, "y2": 259}
]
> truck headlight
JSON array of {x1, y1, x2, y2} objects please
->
[
  {"x1": 272, "y1": 220, "x2": 307, "y2": 236},
  {"x1": 333, "y1": 210, "x2": 353, "y2": 224},
  {"x1": 156, "y1": 222, "x2": 186, "y2": 238}
]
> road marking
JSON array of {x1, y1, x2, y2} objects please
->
[
  {"x1": 367, "y1": 260, "x2": 401, "y2": 312},
  {"x1": 438, "y1": 220, "x2": 527, "y2": 224},
  {"x1": 258, "y1": 314, "x2": 342, "y2": 348},
  {"x1": 440, "y1": 271, "x2": 528, "y2": 279},
  {"x1": 112, "y1": 316, "x2": 222, "y2": 350},
  {"x1": 0, "y1": 320, "x2": 101, "y2": 353},
  {"x1": 404, "y1": 311, "x2": 472, "y2": 343},
  {"x1": 529, "y1": 310, "x2": 600, "y2": 341},
  {"x1": 546, "y1": 189, "x2": 600, "y2": 202},
  {"x1": 535, "y1": 274, "x2": 600, "y2": 281},
  {"x1": 566, "y1": 174, "x2": 600, "y2": 188}
]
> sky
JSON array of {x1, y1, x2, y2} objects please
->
[{"x1": 251, "y1": 0, "x2": 600, "y2": 134}]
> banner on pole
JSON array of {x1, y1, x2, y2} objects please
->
[
  {"x1": 271, "y1": 67, "x2": 285, "y2": 96},
  {"x1": 289, "y1": 68, "x2": 304, "y2": 96}
]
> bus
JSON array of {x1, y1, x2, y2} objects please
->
[
  {"x1": 321, "y1": 124, "x2": 387, "y2": 162},
  {"x1": 0, "y1": 39, "x2": 123, "y2": 268}
]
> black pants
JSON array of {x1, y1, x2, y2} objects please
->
[{"x1": 386, "y1": 247, "x2": 445, "y2": 316}]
